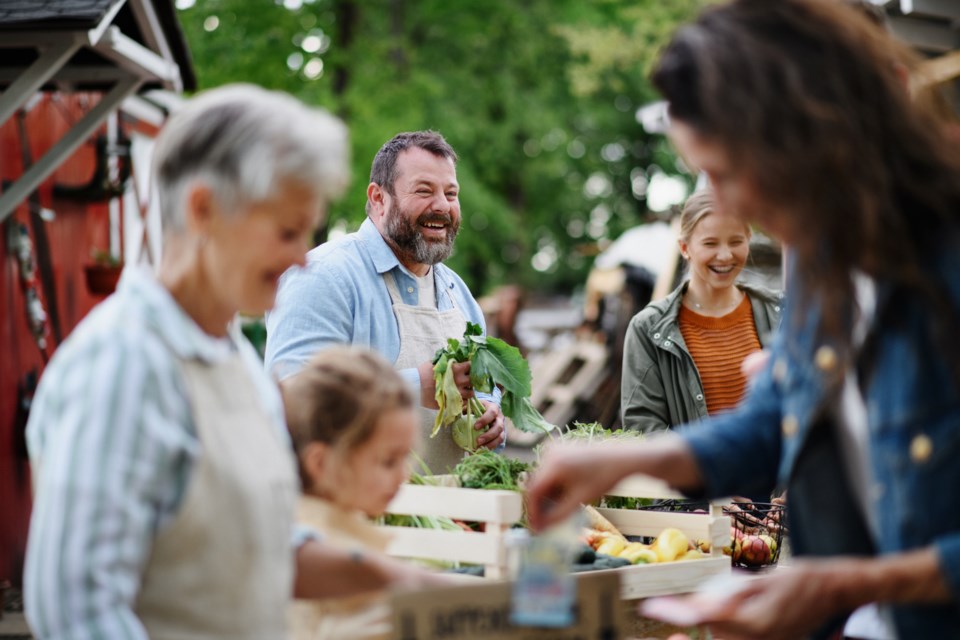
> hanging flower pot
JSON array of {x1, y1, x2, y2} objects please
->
[{"x1": 85, "y1": 250, "x2": 123, "y2": 296}]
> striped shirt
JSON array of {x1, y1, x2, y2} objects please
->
[
  {"x1": 679, "y1": 295, "x2": 761, "y2": 415},
  {"x1": 24, "y1": 265, "x2": 290, "y2": 640}
]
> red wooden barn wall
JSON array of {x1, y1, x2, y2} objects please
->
[{"x1": 0, "y1": 93, "x2": 136, "y2": 584}]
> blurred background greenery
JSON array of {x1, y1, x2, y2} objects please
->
[{"x1": 176, "y1": 0, "x2": 708, "y2": 297}]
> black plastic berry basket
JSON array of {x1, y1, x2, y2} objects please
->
[{"x1": 723, "y1": 502, "x2": 787, "y2": 569}]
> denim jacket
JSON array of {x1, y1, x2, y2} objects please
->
[{"x1": 682, "y1": 246, "x2": 960, "y2": 638}]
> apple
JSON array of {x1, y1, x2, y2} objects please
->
[
  {"x1": 739, "y1": 534, "x2": 773, "y2": 566},
  {"x1": 758, "y1": 534, "x2": 778, "y2": 559},
  {"x1": 679, "y1": 548, "x2": 705, "y2": 561}
]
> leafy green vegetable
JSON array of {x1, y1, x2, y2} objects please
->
[
  {"x1": 380, "y1": 513, "x2": 463, "y2": 530},
  {"x1": 432, "y1": 355, "x2": 463, "y2": 437},
  {"x1": 453, "y1": 449, "x2": 531, "y2": 491},
  {"x1": 431, "y1": 322, "x2": 555, "y2": 451},
  {"x1": 451, "y1": 398, "x2": 487, "y2": 451},
  {"x1": 538, "y1": 422, "x2": 653, "y2": 509},
  {"x1": 470, "y1": 339, "x2": 530, "y2": 397},
  {"x1": 503, "y1": 395, "x2": 556, "y2": 435},
  {"x1": 558, "y1": 421, "x2": 646, "y2": 444},
  {"x1": 600, "y1": 494, "x2": 656, "y2": 510}
]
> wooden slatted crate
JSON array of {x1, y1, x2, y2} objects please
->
[
  {"x1": 382, "y1": 473, "x2": 732, "y2": 599},
  {"x1": 595, "y1": 474, "x2": 732, "y2": 599},
  {"x1": 382, "y1": 478, "x2": 523, "y2": 579}
]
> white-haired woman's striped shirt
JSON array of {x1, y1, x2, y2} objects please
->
[{"x1": 24, "y1": 266, "x2": 295, "y2": 640}]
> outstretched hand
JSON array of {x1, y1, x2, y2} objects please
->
[
  {"x1": 524, "y1": 442, "x2": 631, "y2": 531},
  {"x1": 641, "y1": 561, "x2": 863, "y2": 640}
]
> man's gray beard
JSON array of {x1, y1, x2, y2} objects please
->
[{"x1": 384, "y1": 202, "x2": 459, "y2": 266}]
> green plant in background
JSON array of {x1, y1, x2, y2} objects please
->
[
  {"x1": 176, "y1": 0, "x2": 708, "y2": 298},
  {"x1": 90, "y1": 248, "x2": 122, "y2": 267},
  {"x1": 240, "y1": 316, "x2": 267, "y2": 359}
]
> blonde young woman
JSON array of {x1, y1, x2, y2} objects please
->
[{"x1": 621, "y1": 189, "x2": 781, "y2": 433}]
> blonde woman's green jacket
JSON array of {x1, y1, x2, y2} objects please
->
[{"x1": 620, "y1": 281, "x2": 783, "y2": 433}]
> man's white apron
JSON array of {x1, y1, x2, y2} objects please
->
[{"x1": 385, "y1": 272, "x2": 467, "y2": 474}]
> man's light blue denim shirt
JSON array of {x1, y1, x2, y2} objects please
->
[{"x1": 265, "y1": 218, "x2": 499, "y2": 409}]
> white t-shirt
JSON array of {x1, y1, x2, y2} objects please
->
[
  {"x1": 416, "y1": 267, "x2": 436, "y2": 309},
  {"x1": 836, "y1": 275, "x2": 896, "y2": 640}
]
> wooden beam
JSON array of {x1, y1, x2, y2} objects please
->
[
  {"x1": 0, "y1": 77, "x2": 141, "y2": 224},
  {"x1": 900, "y1": 0, "x2": 960, "y2": 21},
  {"x1": 128, "y1": 0, "x2": 182, "y2": 92},
  {"x1": 914, "y1": 50, "x2": 960, "y2": 88},
  {"x1": 0, "y1": 37, "x2": 83, "y2": 126},
  {"x1": 0, "y1": 66, "x2": 132, "y2": 85},
  {"x1": 888, "y1": 15, "x2": 958, "y2": 53},
  {"x1": 95, "y1": 26, "x2": 181, "y2": 86}
]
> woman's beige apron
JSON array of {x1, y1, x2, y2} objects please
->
[
  {"x1": 135, "y1": 354, "x2": 298, "y2": 639},
  {"x1": 385, "y1": 272, "x2": 467, "y2": 474},
  {"x1": 288, "y1": 496, "x2": 393, "y2": 640}
]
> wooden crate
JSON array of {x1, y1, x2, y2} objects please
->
[
  {"x1": 382, "y1": 474, "x2": 731, "y2": 599},
  {"x1": 596, "y1": 474, "x2": 732, "y2": 599},
  {"x1": 382, "y1": 478, "x2": 523, "y2": 579}
]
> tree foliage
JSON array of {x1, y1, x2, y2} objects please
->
[{"x1": 177, "y1": 0, "x2": 707, "y2": 295}]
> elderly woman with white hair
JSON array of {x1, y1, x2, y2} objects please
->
[{"x1": 23, "y1": 84, "x2": 443, "y2": 640}]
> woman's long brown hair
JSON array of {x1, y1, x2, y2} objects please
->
[{"x1": 653, "y1": 0, "x2": 960, "y2": 370}]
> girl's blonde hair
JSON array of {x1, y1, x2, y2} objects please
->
[
  {"x1": 678, "y1": 189, "x2": 751, "y2": 244},
  {"x1": 282, "y1": 346, "x2": 414, "y2": 460}
]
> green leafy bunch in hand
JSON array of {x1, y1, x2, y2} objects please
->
[{"x1": 432, "y1": 322, "x2": 556, "y2": 452}]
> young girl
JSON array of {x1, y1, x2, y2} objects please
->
[{"x1": 282, "y1": 346, "x2": 419, "y2": 640}]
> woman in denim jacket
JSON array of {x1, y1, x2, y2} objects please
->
[{"x1": 528, "y1": 1, "x2": 960, "y2": 638}]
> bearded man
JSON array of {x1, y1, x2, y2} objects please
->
[{"x1": 265, "y1": 131, "x2": 505, "y2": 472}]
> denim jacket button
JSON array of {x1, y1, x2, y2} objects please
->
[
  {"x1": 695, "y1": 393, "x2": 704, "y2": 402},
  {"x1": 664, "y1": 340, "x2": 672, "y2": 348},
  {"x1": 781, "y1": 415, "x2": 799, "y2": 437},
  {"x1": 815, "y1": 346, "x2": 838, "y2": 372},
  {"x1": 407, "y1": 286, "x2": 415, "y2": 294},
  {"x1": 653, "y1": 332, "x2": 661, "y2": 340},
  {"x1": 910, "y1": 434, "x2": 933, "y2": 463},
  {"x1": 772, "y1": 358, "x2": 787, "y2": 383}
]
